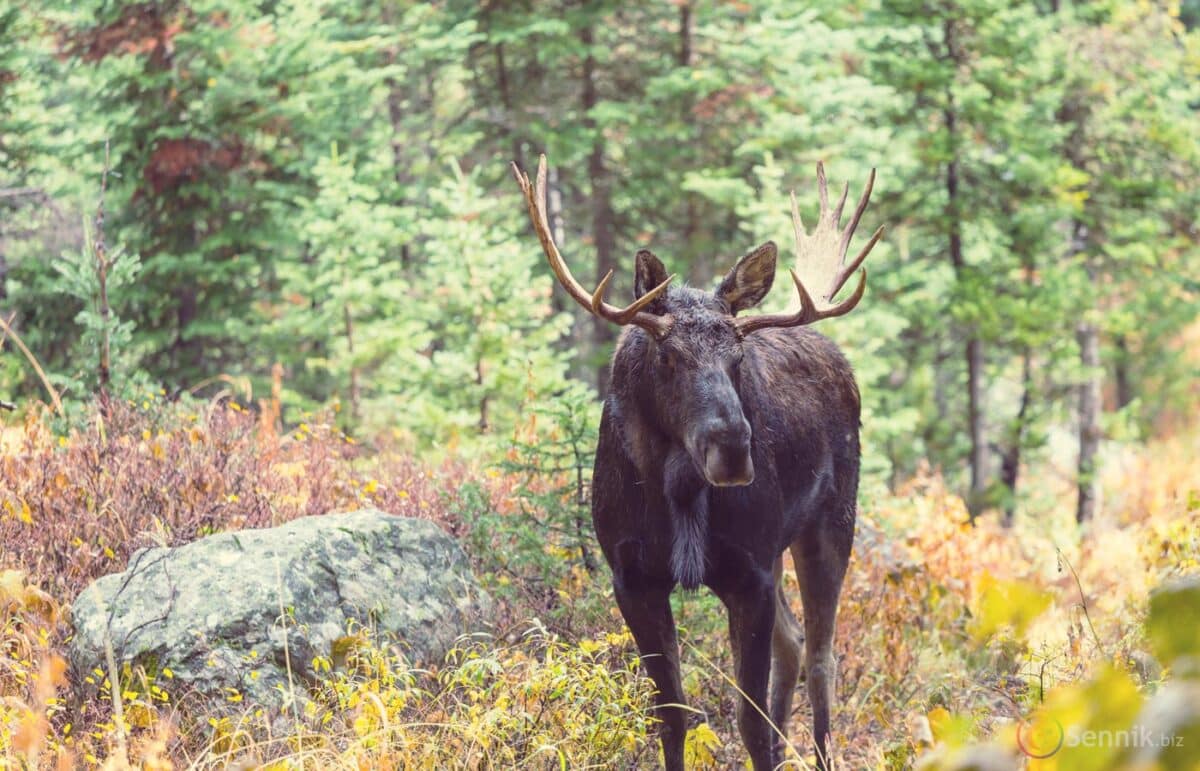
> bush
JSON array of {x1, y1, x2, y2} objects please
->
[
  {"x1": 455, "y1": 382, "x2": 613, "y2": 631},
  {"x1": 0, "y1": 393, "x2": 463, "y2": 599}
]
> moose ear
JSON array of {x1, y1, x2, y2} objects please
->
[
  {"x1": 634, "y1": 249, "x2": 671, "y2": 300},
  {"x1": 717, "y1": 241, "x2": 777, "y2": 314}
]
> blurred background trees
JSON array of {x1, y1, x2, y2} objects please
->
[{"x1": 1, "y1": 0, "x2": 1197, "y2": 521}]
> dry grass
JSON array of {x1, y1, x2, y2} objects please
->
[{"x1": 0, "y1": 394, "x2": 1196, "y2": 769}]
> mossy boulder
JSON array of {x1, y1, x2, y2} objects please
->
[{"x1": 68, "y1": 509, "x2": 489, "y2": 716}]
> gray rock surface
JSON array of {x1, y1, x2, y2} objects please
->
[{"x1": 69, "y1": 509, "x2": 489, "y2": 713}]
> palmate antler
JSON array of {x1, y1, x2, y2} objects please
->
[
  {"x1": 511, "y1": 155, "x2": 675, "y2": 340},
  {"x1": 734, "y1": 162, "x2": 884, "y2": 335}
]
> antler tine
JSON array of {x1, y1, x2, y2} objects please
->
[
  {"x1": 816, "y1": 161, "x2": 829, "y2": 217},
  {"x1": 790, "y1": 190, "x2": 805, "y2": 245},
  {"x1": 831, "y1": 180, "x2": 849, "y2": 228},
  {"x1": 831, "y1": 223, "x2": 884, "y2": 299},
  {"x1": 838, "y1": 167, "x2": 876, "y2": 259},
  {"x1": 512, "y1": 155, "x2": 674, "y2": 337},
  {"x1": 736, "y1": 164, "x2": 883, "y2": 335},
  {"x1": 807, "y1": 164, "x2": 883, "y2": 306},
  {"x1": 733, "y1": 266, "x2": 868, "y2": 336}
]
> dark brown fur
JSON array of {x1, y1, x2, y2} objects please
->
[{"x1": 593, "y1": 246, "x2": 859, "y2": 770}]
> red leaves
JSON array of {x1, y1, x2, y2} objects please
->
[
  {"x1": 67, "y1": 3, "x2": 184, "y2": 66},
  {"x1": 142, "y1": 138, "x2": 244, "y2": 194},
  {"x1": 691, "y1": 83, "x2": 774, "y2": 121},
  {"x1": 0, "y1": 398, "x2": 466, "y2": 600}
]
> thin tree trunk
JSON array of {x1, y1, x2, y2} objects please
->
[
  {"x1": 678, "y1": 1, "x2": 691, "y2": 66},
  {"x1": 1114, "y1": 334, "x2": 1134, "y2": 409},
  {"x1": 1076, "y1": 256, "x2": 1101, "y2": 523},
  {"x1": 476, "y1": 359, "x2": 489, "y2": 432},
  {"x1": 1077, "y1": 321, "x2": 1101, "y2": 522},
  {"x1": 172, "y1": 286, "x2": 197, "y2": 373},
  {"x1": 94, "y1": 142, "x2": 113, "y2": 395},
  {"x1": 944, "y1": 88, "x2": 989, "y2": 518},
  {"x1": 581, "y1": 25, "x2": 617, "y2": 396},
  {"x1": 96, "y1": 246, "x2": 111, "y2": 391},
  {"x1": 677, "y1": 2, "x2": 704, "y2": 279},
  {"x1": 965, "y1": 337, "x2": 988, "y2": 514},
  {"x1": 494, "y1": 42, "x2": 524, "y2": 169},
  {"x1": 999, "y1": 347, "x2": 1033, "y2": 526},
  {"x1": 343, "y1": 302, "x2": 361, "y2": 424}
]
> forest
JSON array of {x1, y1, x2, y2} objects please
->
[{"x1": 1, "y1": 1, "x2": 1198, "y2": 769}]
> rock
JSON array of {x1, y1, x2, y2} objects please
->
[{"x1": 69, "y1": 509, "x2": 489, "y2": 715}]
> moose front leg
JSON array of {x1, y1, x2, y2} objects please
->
[
  {"x1": 612, "y1": 576, "x2": 687, "y2": 771},
  {"x1": 720, "y1": 573, "x2": 778, "y2": 770}
]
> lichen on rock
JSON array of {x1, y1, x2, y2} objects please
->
[{"x1": 68, "y1": 509, "x2": 489, "y2": 717}]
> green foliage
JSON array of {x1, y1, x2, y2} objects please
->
[
  {"x1": 389, "y1": 162, "x2": 573, "y2": 450},
  {"x1": 0, "y1": 0, "x2": 1196, "y2": 516},
  {"x1": 51, "y1": 217, "x2": 145, "y2": 400},
  {"x1": 458, "y1": 381, "x2": 600, "y2": 613}
]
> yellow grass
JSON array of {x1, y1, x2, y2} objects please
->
[{"x1": 0, "y1": 412, "x2": 1196, "y2": 769}]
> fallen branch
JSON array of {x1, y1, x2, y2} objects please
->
[
  {"x1": 0, "y1": 399, "x2": 14, "y2": 411},
  {"x1": 0, "y1": 187, "x2": 47, "y2": 201},
  {"x1": 0, "y1": 314, "x2": 63, "y2": 416}
]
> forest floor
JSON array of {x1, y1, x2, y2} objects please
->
[{"x1": 0, "y1": 396, "x2": 1197, "y2": 769}]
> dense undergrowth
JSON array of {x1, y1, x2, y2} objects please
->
[{"x1": 0, "y1": 392, "x2": 1197, "y2": 769}]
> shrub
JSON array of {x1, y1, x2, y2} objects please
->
[
  {"x1": 0, "y1": 393, "x2": 462, "y2": 599},
  {"x1": 455, "y1": 381, "x2": 614, "y2": 632}
]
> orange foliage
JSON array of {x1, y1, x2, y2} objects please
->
[
  {"x1": 0, "y1": 396, "x2": 467, "y2": 600},
  {"x1": 66, "y1": 4, "x2": 184, "y2": 66}
]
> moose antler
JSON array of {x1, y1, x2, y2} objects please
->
[
  {"x1": 511, "y1": 155, "x2": 675, "y2": 339},
  {"x1": 735, "y1": 162, "x2": 883, "y2": 335}
]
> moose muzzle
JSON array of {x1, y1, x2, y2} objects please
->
[{"x1": 696, "y1": 417, "x2": 754, "y2": 487}]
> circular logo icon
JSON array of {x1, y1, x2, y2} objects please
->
[{"x1": 1016, "y1": 715, "x2": 1065, "y2": 759}]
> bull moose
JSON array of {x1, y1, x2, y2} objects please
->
[{"x1": 512, "y1": 155, "x2": 882, "y2": 770}]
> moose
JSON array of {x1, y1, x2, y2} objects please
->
[{"x1": 512, "y1": 155, "x2": 882, "y2": 770}]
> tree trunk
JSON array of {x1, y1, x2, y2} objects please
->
[
  {"x1": 172, "y1": 285, "x2": 198, "y2": 373},
  {"x1": 343, "y1": 302, "x2": 361, "y2": 424},
  {"x1": 476, "y1": 359, "x2": 489, "y2": 433},
  {"x1": 678, "y1": 1, "x2": 691, "y2": 67},
  {"x1": 493, "y1": 42, "x2": 524, "y2": 169},
  {"x1": 965, "y1": 336, "x2": 988, "y2": 516},
  {"x1": 677, "y1": 2, "x2": 705, "y2": 280},
  {"x1": 999, "y1": 348, "x2": 1033, "y2": 526},
  {"x1": 1113, "y1": 334, "x2": 1134, "y2": 409},
  {"x1": 581, "y1": 26, "x2": 616, "y2": 396},
  {"x1": 1076, "y1": 276, "x2": 1101, "y2": 523},
  {"x1": 944, "y1": 90, "x2": 989, "y2": 518}
]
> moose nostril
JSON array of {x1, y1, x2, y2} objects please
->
[{"x1": 702, "y1": 443, "x2": 755, "y2": 487}]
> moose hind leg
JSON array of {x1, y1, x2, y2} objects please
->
[
  {"x1": 612, "y1": 578, "x2": 687, "y2": 771},
  {"x1": 769, "y1": 556, "x2": 805, "y2": 753},
  {"x1": 791, "y1": 528, "x2": 851, "y2": 771}
]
